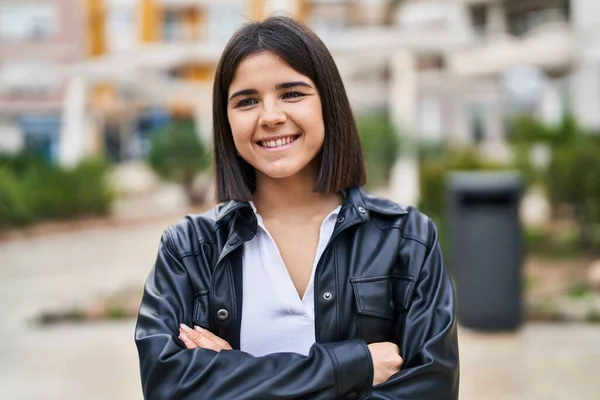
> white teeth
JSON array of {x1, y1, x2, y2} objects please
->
[{"x1": 261, "y1": 136, "x2": 296, "y2": 148}]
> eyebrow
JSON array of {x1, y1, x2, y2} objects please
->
[{"x1": 228, "y1": 81, "x2": 313, "y2": 101}]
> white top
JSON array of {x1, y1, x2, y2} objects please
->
[{"x1": 240, "y1": 202, "x2": 341, "y2": 357}]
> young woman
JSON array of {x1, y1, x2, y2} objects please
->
[{"x1": 135, "y1": 16, "x2": 459, "y2": 400}]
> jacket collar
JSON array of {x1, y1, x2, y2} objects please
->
[
  {"x1": 361, "y1": 188, "x2": 409, "y2": 216},
  {"x1": 215, "y1": 200, "x2": 250, "y2": 224},
  {"x1": 215, "y1": 186, "x2": 408, "y2": 224}
]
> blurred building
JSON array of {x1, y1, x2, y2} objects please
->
[
  {"x1": 2, "y1": 0, "x2": 600, "y2": 171},
  {"x1": 53, "y1": 0, "x2": 467, "y2": 166},
  {"x1": 0, "y1": 0, "x2": 86, "y2": 161},
  {"x1": 59, "y1": 0, "x2": 309, "y2": 164}
]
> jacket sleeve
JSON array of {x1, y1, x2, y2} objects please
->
[
  {"x1": 134, "y1": 230, "x2": 374, "y2": 400},
  {"x1": 371, "y1": 219, "x2": 460, "y2": 399}
]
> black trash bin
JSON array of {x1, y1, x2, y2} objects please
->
[{"x1": 446, "y1": 171, "x2": 523, "y2": 331}]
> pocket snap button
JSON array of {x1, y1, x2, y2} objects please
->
[{"x1": 217, "y1": 309, "x2": 229, "y2": 320}]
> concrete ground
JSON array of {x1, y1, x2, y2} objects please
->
[{"x1": 1, "y1": 218, "x2": 599, "y2": 399}]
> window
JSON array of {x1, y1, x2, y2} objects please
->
[
  {"x1": 161, "y1": 8, "x2": 202, "y2": 42},
  {"x1": 468, "y1": 4, "x2": 487, "y2": 37},
  {"x1": 469, "y1": 104, "x2": 485, "y2": 144},
  {"x1": 0, "y1": 60, "x2": 60, "y2": 97},
  {"x1": 18, "y1": 114, "x2": 61, "y2": 163},
  {"x1": 162, "y1": 10, "x2": 181, "y2": 42},
  {"x1": 207, "y1": 3, "x2": 245, "y2": 46},
  {"x1": 0, "y1": 4, "x2": 57, "y2": 40},
  {"x1": 506, "y1": 0, "x2": 570, "y2": 37},
  {"x1": 106, "y1": 3, "x2": 137, "y2": 52}
]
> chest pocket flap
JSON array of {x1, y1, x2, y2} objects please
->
[
  {"x1": 192, "y1": 290, "x2": 211, "y2": 329},
  {"x1": 350, "y1": 275, "x2": 416, "y2": 319}
]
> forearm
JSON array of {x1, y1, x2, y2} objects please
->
[{"x1": 136, "y1": 326, "x2": 373, "y2": 400}]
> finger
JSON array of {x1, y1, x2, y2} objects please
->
[
  {"x1": 179, "y1": 332, "x2": 198, "y2": 349},
  {"x1": 195, "y1": 326, "x2": 232, "y2": 350},
  {"x1": 179, "y1": 324, "x2": 209, "y2": 348},
  {"x1": 191, "y1": 328, "x2": 230, "y2": 352},
  {"x1": 180, "y1": 331, "x2": 219, "y2": 351},
  {"x1": 194, "y1": 334, "x2": 220, "y2": 351}
]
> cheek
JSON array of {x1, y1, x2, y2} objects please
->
[
  {"x1": 228, "y1": 112, "x2": 257, "y2": 143},
  {"x1": 294, "y1": 101, "x2": 325, "y2": 137}
]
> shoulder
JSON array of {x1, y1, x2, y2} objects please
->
[
  {"x1": 160, "y1": 205, "x2": 223, "y2": 257},
  {"x1": 362, "y1": 190, "x2": 439, "y2": 249}
]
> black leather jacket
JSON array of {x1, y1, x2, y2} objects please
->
[{"x1": 135, "y1": 187, "x2": 459, "y2": 400}]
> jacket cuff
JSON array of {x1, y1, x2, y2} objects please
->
[{"x1": 323, "y1": 339, "x2": 373, "y2": 400}]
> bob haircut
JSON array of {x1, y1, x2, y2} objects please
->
[{"x1": 212, "y1": 15, "x2": 366, "y2": 202}]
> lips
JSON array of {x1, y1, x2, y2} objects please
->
[{"x1": 257, "y1": 135, "x2": 300, "y2": 149}]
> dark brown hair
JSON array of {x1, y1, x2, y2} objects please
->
[{"x1": 212, "y1": 15, "x2": 366, "y2": 202}]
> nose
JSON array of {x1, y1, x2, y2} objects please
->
[{"x1": 259, "y1": 101, "x2": 286, "y2": 128}]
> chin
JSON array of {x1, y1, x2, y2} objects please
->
[
  {"x1": 259, "y1": 169, "x2": 300, "y2": 180},
  {"x1": 258, "y1": 163, "x2": 306, "y2": 180}
]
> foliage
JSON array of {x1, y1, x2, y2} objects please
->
[
  {"x1": 545, "y1": 139, "x2": 600, "y2": 248},
  {"x1": 524, "y1": 226, "x2": 582, "y2": 259},
  {"x1": 418, "y1": 147, "x2": 507, "y2": 218},
  {"x1": 567, "y1": 282, "x2": 591, "y2": 299},
  {"x1": 356, "y1": 112, "x2": 400, "y2": 190},
  {"x1": 0, "y1": 154, "x2": 113, "y2": 228},
  {"x1": 509, "y1": 112, "x2": 600, "y2": 250},
  {"x1": 147, "y1": 119, "x2": 211, "y2": 204},
  {"x1": 0, "y1": 170, "x2": 34, "y2": 226},
  {"x1": 509, "y1": 112, "x2": 581, "y2": 147},
  {"x1": 508, "y1": 112, "x2": 581, "y2": 187}
]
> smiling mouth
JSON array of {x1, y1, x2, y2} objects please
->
[{"x1": 257, "y1": 135, "x2": 300, "y2": 149}]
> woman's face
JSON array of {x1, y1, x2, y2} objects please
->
[{"x1": 226, "y1": 51, "x2": 325, "y2": 181}]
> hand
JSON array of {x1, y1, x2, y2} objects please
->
[
  {"x1": 179, "y1": 323, "x2": 232, "y2": 352},
  {"x1": 368, "y1": 342, "x2": 403, "y2": 386}
]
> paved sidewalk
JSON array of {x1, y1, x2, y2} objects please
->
[
  {"x1": 459, "y1": 324, "x2": 600, "y2": 400},
  {"x1": 1, "y1": 220, "x2": 599, "y2": 399}
]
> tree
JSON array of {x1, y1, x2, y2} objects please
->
[{"x1": 148, "y1": 119, "x2": 211, "y2": 205}]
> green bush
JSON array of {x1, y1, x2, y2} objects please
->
[
  {"x1": 356, "y1": 113, "x2": 400, "y2": 190},
  {"x1": 0, "y1": 170, "x2": 34, "y2": 226},
  {"x1": 0, "y1": 154, "x2": 113, "y2": 228},
  {"x1": 509, "y1": 112, "x2": 581, "y2": 147},
  {"x1": 545, "y1": 139, "x2": 600, "y2": 249},
  {"x1": 418, "y1": 147, "x2": 506, "y2": 218},
  {"x1": 508, "y1": 112, "x2": 582, "y2": 188},
  {"x1": 148, "y1": 119, "x2": 211, "y2": 204},
  {"x1": 507, "y1": 113, "x2": 600, "y2": 250}
]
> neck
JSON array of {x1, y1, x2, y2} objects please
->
[{"x1": 252, "y1": 163, "x2": 342, "y2": 219}]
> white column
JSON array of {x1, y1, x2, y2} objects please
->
[
  {"x1": 59, "y1": 76, "x2": 89, "y2": 167},
  {"x1": 538, "y1": 79, "x2": 564, "y2": 126},
  {"x1": 388, "y1": 50, "x2": 420, "y2": 207},
  {"x1": 486, "y1": 1, "x2": 507, "y2": 37},
  {"x1": 570, "y1": 0, "x2": 600, "y2": 130},
  {"x1": 0, "y1": 117, "x2": 24, "y2": 153},
  {"x1": 572, "y1": 62, "x2": 600, "y2": 129}
]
